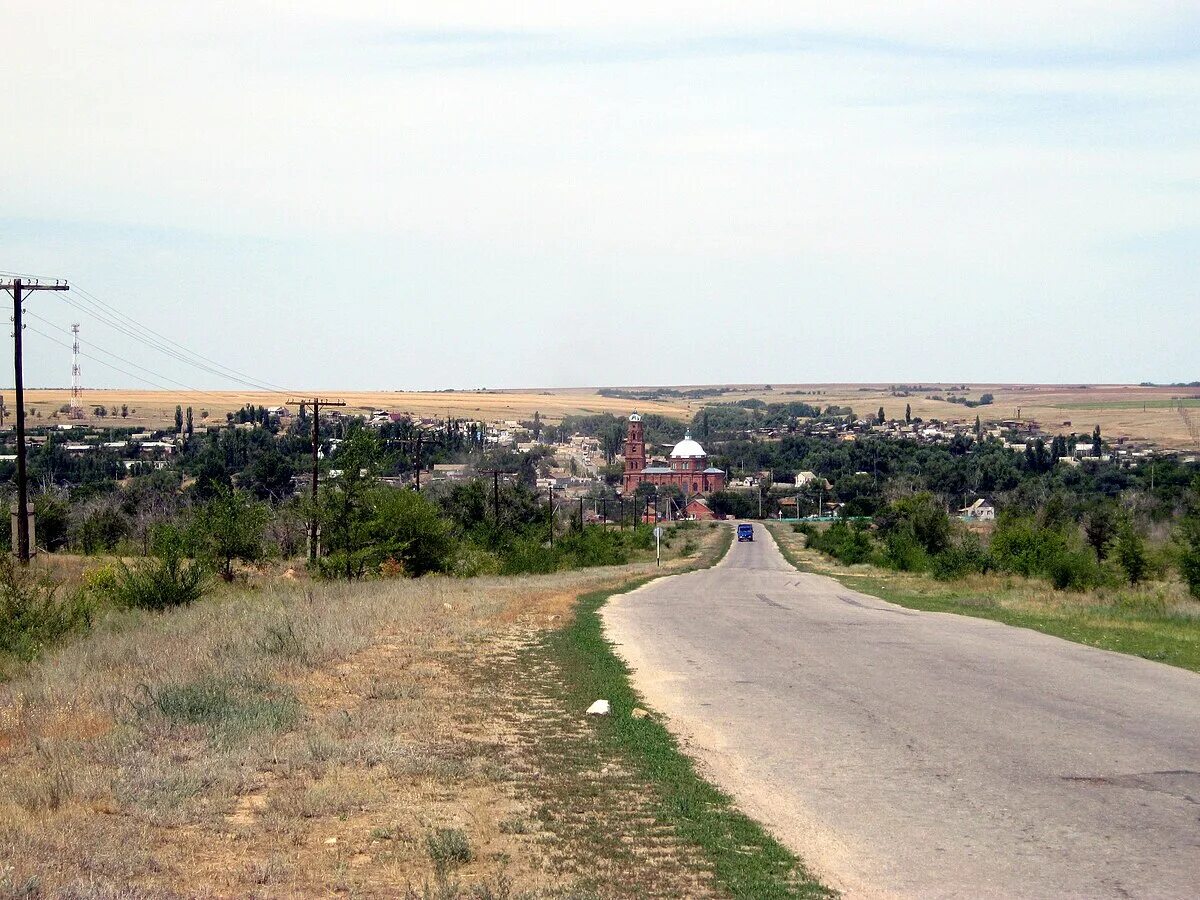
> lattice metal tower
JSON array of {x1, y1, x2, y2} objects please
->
[{"x1": 69, "y1": 323, "x2": 84, "y2": 419}]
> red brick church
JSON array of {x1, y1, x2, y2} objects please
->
[{"x1": 621, "y1": 412, "x2": 726, "y2": 495}]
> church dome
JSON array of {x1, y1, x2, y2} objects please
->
[{"x1": 670, "y1": 432, "x2": 707, "y2": 459}]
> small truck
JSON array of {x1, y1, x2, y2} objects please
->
[{"x1": 737, "y1": 523, "x2": 754, "y2": 542}]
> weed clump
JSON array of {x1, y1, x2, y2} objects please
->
[
  {"x1": 426, "y1": 827, "x2": 472, "y2": 866},
  {"x1": 0, "y1": 556, "x2": 92, "y2": 662}
]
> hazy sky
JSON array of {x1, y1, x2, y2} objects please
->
[{"x1": 3, "y1": 2, "x2": 1198, "y2": 391}]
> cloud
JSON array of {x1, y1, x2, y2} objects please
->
[{"x1": 2, "y1": 2, "x2": 1198, "y2": 387}]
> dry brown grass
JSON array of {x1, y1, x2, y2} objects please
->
[
  {"x1": 0, "y1": 527, "x2": 728, "y2": 899},
  {"x1": 17, "y1": 382, "x2": 1199, "y2": 449}
]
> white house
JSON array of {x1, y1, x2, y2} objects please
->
[{"x1": 960, "y1": 499, "x2": 996, "y2": 521}]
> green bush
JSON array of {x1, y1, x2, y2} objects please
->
[
  {"x1": 877, "y1": 494, "x2": 951, "y2": 556},
  {"x1": 0, "y1": 558, "x2": 92, "y2": 662},
  {"x1": 805, "y1": 521, "x2": 875, "y2": 565},
  {"x1": 105, "y1": 551, "x2": 206, "y2": 611},
  {"x1": 930, "y1": 534, "x2": 990, "y2": 581},
  {"x1": 883, "y1": 525, "x2": 928, "y2": 572},
  {"x1": 426, "y1": 827, "x2": 472, "y2": 866},
  {"x1": 988, "y1": 515, "x2": 1067, "y2": 578},
  {"x1": 1045, "y1": 546, "x2": 1101, "y2": 591},
  {"x1": 498, "y1": 538, "x2": 560, "y2": 575}
]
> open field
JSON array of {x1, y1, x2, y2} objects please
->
[
  {"x1": 14, "y1": 383, "x2": 1200, "y2": 449},
  {"x1": 766, "y1": 522, "x2": 1200, "y2": 674},
  {"x1": 1, "y1": 525, "x2": 795, "y2": 899}
]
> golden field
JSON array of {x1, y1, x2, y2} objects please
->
[{"x1": 14, "y1": 383, "x2": 1200, "y2": 449}]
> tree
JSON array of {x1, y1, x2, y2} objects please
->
[
  {"x1": 1178, "y1": 478, "x2": 1200, "y2": 598},
  {"x1": 1083, "y1": 502, "x2": 1117, "y2": 560},
  {"x1": 1092, "y1": 425, "x2": 1102, "y2": 452},
  {"x1": 974, "y1": 415, "x2": 982, "y2": 440},
  {"x1": 120, "y1": 404, "x2": 129, "y2": 419},
  {"x1": 1114, "y1": 519, "x2": 1148, "y2": 584},
  {"x1": 93, "y1": 405, "x2": 107, "y2": 418},
  {"x1": 877, "y1": 407, "x2": 885, "y2": 425},
  {"x1": 362, "y1": 487, "x2": 456, "y2": 577},
  {"x1": 905, "y1": 403, "x2": 911, "y2": 424},
  {"x1": 175, "y1": 405, "x2": 184, "y2": 433},
  {"x1": 185, "y1": 406, "x2": 194, "y2": 437},
  {"x1": 191, "y1": 489, "x2": 269, "y2": 581},
  {"x1": 532, "y1": 410, "x2": 542, "y2": 441},
  {"x1": 243, "y1": 447, "x2": 295, "y2": 500}
]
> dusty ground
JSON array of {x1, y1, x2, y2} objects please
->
[
  {"x1": 15, "y1": 383, "x2": 1200, "y2": 449},
  {"x1": 0, "y1": 526, "x2": 729, "y2": 899}
]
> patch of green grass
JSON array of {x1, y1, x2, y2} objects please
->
[
  {"x1": 134, "y1": 673, "x2": 299, "y2": 741},
  {"x1": 766, "y1": 523, "x2": 1200, "y2": 674},
  {"x1": 1050, "y1": 398, "x2": 1200, "y2": 410},
  {"x1": 544, "y1": 526, "x2": 834, "y2": 900}
]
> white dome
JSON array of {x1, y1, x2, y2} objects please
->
[{"x1": 670, "y1": 433, "x2": 707, "y2": 459}]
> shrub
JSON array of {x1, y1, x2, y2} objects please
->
[
  {"x1": 105, "y1": 550, "x2": 206, "y2": 611},
  {"x1": 451, "y1": 543, "x2": 502, "y2": 577},
  {"x1": 190, "y1": 489, "x2": 269, "y2": 581},
  {"x1": 988, "y1": 515, "x2": 1067, "y2": 578},
  {"x1": 0, "y1": 557, "x2": 92, "y2": 662},
  {"x1": 1180, "y1": 516, "x2": 1200, "y2": 599},
  {"x1": 426, "y1": 828, "x2": 472, "y2": 866},
  {"x1": 930, "y1": 534, "x2": 990, "y2": 581},
  {"x1": 877, "y1": 493, "x2": 951, "y2": 556},
  {"x1": 883, "y1": 525, "x2": 928, "y2": 572},
  {"x1": 498, "y1": 538, "x2": 560, "y2": 575},
  {"x1": 1045, "y1": 547, "x2": 1101, "y2": 591},
  {"x1": 806, "y1": 520, "x2": 875, "y2": 565},
  {"x1": 1114, "y1": 521, "x2": 1148, "y2": 585}
]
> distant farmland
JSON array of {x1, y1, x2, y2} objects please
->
[{"x1": 11, "y1": 383, "x2": 1200, "y2": 450}]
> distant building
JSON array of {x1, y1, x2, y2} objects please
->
[
  {"x1": 960, "y1": 499, "x2": 995, "y2": 521},
  {"x1": 621, "y1": 413, "x2": 725, "y2": 495},
  {"x1": 684, "y1": 497, "x2": 719, "y2": 520}
]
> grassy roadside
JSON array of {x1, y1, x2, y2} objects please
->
[
  {"x1": 539, "y1": 525, "x2": 835, "y2": 900},
  {"x1": 766, "y1": 522, "x2": 1200, "y2": 674},
  {"x1": 0, "y1": 523, "x2": 734, "y2": 898}
]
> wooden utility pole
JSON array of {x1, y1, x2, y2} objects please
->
[
  {"x1": 2, "y1": 277, "x2": 69, "y2": 563},
  {"x1": 479, "y1": 470, "x2": 510, "y2": 522},
  {"x1": 394, "y1": 431, "x2": 444, "y2": 490},
  {"x1": 288, "y1": 396, "x2": 346, "y2": 562}
]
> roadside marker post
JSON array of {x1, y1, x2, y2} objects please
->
[{"x1": 654, "y1": 525, "x2": 663, "y2": 566}]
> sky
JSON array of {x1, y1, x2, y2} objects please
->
[{"x1": 2, "y1": 2, "x2": 1198, "y2": 391}]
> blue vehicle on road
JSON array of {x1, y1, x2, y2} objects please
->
[{"x1": 737, "y1": 523, "x2": 754, "y2": 542}]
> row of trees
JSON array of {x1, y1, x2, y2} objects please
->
[{"x1": 799, "y1": 484, "x2": 1200, "y2": 597}]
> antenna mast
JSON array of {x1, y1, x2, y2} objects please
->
[{"x1": 69, "y1": 322, "x2": 84, "y2": 419}]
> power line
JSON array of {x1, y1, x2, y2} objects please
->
[
  {"x1": 24, "y1": 323, "x2": 253, "y2": 411},
  {"x1": 54, "y1": 290, "x2": 289, "y2": 394},
  {"x1": 69, "y1": 282, "x2": 295, "y2": 393}
]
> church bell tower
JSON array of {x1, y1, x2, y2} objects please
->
[{"x1": 625, "y1": 412, "x2": 646, "y2": 473}]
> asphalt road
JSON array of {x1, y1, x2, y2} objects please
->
[{"x1": 603, "y1": 523, "x2": 1200, "y2": 899}]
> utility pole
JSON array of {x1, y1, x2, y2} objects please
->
[
  {"x1": 288, "y1": 396, "x2": 346, "y2": 563},
  {"x1": 479, "y1": 470, "x2": 509, "y2": 522},
  {"x1": 2, "y1": 277, "x2": 70, "y2": 563},
  {"x1": 395, "y1": 431, "x2": 443, "y2": 490},
  {"x1": 548, "y1": 484, "x2": 553, "y2": 548},
  {"x1": 579, "y1": 496, "x2": 585, "y2": 530}
]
